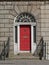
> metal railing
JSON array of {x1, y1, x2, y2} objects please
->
[
  {"x1": 37, "y1": 37, "x2": 46, "y2": 60},
  {"x1": 0, "y1": 37, "x2": 10, "y2": 60}
]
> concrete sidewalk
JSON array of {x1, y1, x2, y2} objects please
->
[{"x1": 0, "y1": 60, "x2": 49, "y2": 65}]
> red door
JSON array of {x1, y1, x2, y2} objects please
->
[{"x1": 20, "y1": 25, "x2": 31, "y2": 51}]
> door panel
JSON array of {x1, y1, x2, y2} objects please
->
[{"x1": 20, "y1": 25, "x2": 31, "y2": 51}]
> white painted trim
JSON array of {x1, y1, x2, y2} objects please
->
[
  {"x1": 14, "y1": 17, "x2": 19, "y2": 54},
  {"x1": 14, "y1": 25, "x2": 36, "y2": 54},
  {"x1": 18, "y1": 25, "x2": 31, "y2": 53},
  {"x1": 14, "y1": 25, "x2": 37, "y2": 54},
  {"x1": 31, "y1": 26, "x2": 34, "y2": 54},
  {"x1": 31, "y1": 26, "x2": 37, "y2": 54},
  {"x1": 14, "y1": 22, "x2": 36, "y2": 26},
  {"x1": 18, "y1": 26, "x2": 20, "y2": 52},
  {"x1": 13, "y1": 26, "x2": 14, "y2": 54},
  {"x1": 18, "y1": 25, "x2": 35, "y2": 53},
  {"x1": 14, "y1": 21, "x2": 36, "y2": 54},
  {"x1": 14, "y1": 14, "x2": 37, "y2": 54}
]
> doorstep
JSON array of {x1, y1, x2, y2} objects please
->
[{"x1": 8, "y1": 53, "x2": 39, "y2": 60}]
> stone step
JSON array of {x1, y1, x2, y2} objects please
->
[
  {"x1": 8, "y1": 53, "x2": 39, "y2": 60},
  {"x1": 10, "y1": 53, "x2": 34, "y2": 55},
  {"x1": 8, "y1": 56, "x2": 39, "y2": 60}
]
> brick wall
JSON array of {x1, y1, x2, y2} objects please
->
[
  {"x1": 0, "y1": 2, "x2": 14, "y2": 56},
  {"x1": 0, "y1": 1, "x2": 48, "y2": 59},
  {"x1": 41, "y1": 4, "x2": 49, "y2": 60}
]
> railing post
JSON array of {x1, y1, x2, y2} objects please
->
[
  {"x1": 4, "y1": 41, "x2": 5, "y2": 60},
  {"x1": 39, "y1": 37, "x2": 43, "y2": 60},
  {"x1": 6, "y1": 37, "x2": 10, "y2": 58},
  {"x1": 8, "y1": 38, "x2": 9, "y2": 56},
  {"x1": 43, "y1": 42, "x2": 46, "y2": 60},
  {"x1": 45, "y1": 42, "x2": 46, "y2": 60},
  {"x1": 42, "y1": 38, "x2": 43, "y2": 56}
]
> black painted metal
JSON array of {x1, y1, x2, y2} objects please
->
[
  {"x1": 37, "y1": 37, "x2": 46, "y2": 60},
  {"x1": 44, "y1": 42, "x2": 46, "y2": 60},
  {"x1": 0, "y1": 37, "x2": 10, "y2": 60}
]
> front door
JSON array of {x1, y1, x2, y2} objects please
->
[{"x1": 20, "y1": 25, "x2": 31, "y2": 51}]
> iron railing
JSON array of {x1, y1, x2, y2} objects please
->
[
  {"x1": 0, "y1": 37, "x2": 10, "y2": 60},
  {"x1": 37, "y1": 37, "x2": 46, "y2": 60}
]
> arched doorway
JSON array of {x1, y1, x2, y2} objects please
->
[{"x1": 14, "y1": 12, "x2": 36, "y2": 54}]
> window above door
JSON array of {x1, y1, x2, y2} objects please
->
[{"x1": 15, "y1": 12, "x2": 36, "y2": 22}]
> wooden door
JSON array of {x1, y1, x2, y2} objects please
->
[{"x1": 20, "y1": 25, "x2": 31, "y2": 51}]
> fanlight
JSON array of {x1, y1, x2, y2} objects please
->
[{"x1": 15, "y1": 12, "x2": 36, "y2": 22}]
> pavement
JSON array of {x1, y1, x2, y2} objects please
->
[{"x1": 0, "y1": 60, "x2": 49, "y2": 65}]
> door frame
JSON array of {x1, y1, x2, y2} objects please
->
[
  {"x1": 14, "y1": 22, "x2": 36, "y2": 54},
  {"x1": 18, "y1": 24, "x2": 34, "y2": 53}
]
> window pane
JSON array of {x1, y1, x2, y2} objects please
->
[
  {"x1": 15, "y1": 26, "x2": 18, "y2": 43},
  {"x1": 15, "y1": 12, "x2": 36, "y2": 22},
  {"x1": 33, "y1": 26, "x2": 36, "y2": 43}
]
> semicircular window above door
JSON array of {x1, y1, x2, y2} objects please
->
[{"x1": 15, "y1": 12, "x2": 36, "y2": 22}]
